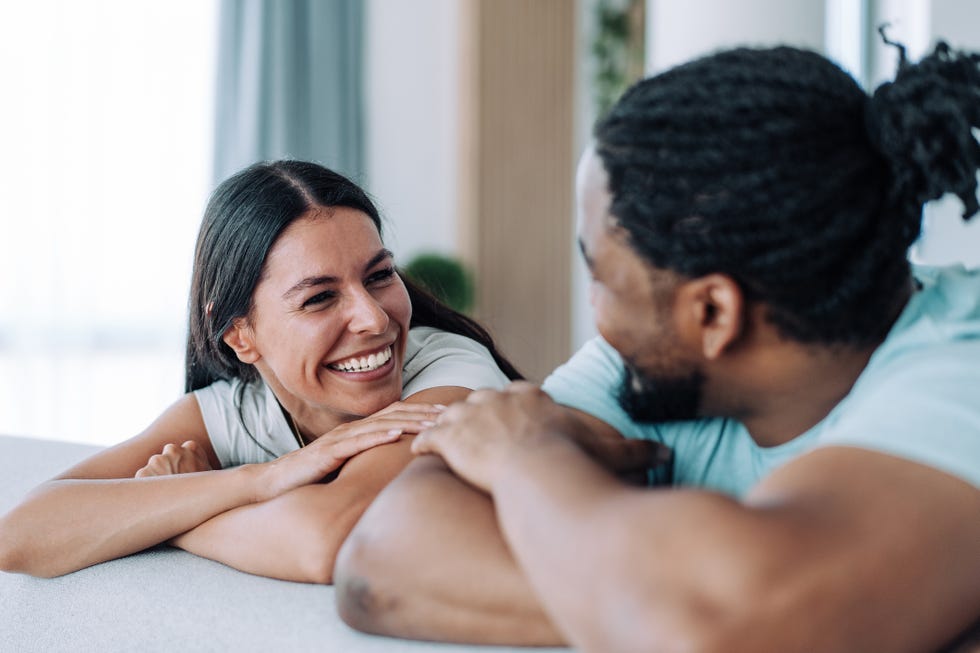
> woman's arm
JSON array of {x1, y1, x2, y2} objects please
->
[
  {"x1": 0, "y1": 394, "x2": 399, "y2": 578},
  {"x1": 167, "y1": 386, "x2": 471, "y2": 583},
  {"x1": 169, "y1": 438, "x2": 414, "y2": 583}
]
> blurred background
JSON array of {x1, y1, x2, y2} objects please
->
[{"x1": 1, "y1": 0, "x2": 978, "y2": 446}]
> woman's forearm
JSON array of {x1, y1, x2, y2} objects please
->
[
  {"x1": 0, "y1": 466, "x2": 262, "y2": 578},
  {"x1": 172, "y1": 439, "x2": 420, "y2": 583},
  {"x1": 171, "y1": 482, "x2": 372, "y2": 583}
]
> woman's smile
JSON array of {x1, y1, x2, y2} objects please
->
[{"x1": 326, "y1": 343, "x2": 396, "y2": 380}]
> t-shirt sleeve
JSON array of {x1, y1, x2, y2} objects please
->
[
  {"x1": 817, "y1": 342, "x2": 980, "y2": 489},
  {"x1": 193, "y1": 381, "x2": 237, "y2": 469},
  {"x1": 541, "y1": 336, "x2": 657, "y2": 442},
  {"x1": 401, "y1": 327, "x2": 511, "y2": 397},
  {"x1": 193, "y1": 379, "x2": 283, "y2": 468}
]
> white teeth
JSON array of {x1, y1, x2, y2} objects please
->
[{"x1": 330, "y1": 346, "x2": 392, "y2": 373}]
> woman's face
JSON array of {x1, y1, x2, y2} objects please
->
[{"x1": 227, "y1": 206, "x2": 411, "y2": 427}]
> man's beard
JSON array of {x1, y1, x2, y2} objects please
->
[{"x1": 617, "y1": 362, "x2": 703, "y2": 425}]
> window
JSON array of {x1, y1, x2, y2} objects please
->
[{"x1": 0, "y1": 1, "x2": 218, "y2": 446}]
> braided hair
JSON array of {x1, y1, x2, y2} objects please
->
[{"x1": 595, "y1": 38, "x2": 980, "y2": 346}]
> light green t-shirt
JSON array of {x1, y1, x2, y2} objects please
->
[{"x1": 542, "y1": 265, "x2": 980, "y2": 497}]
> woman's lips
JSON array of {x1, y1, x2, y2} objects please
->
[{"x1": 325, "y1": 345, "x2": 397, "y2": 381}]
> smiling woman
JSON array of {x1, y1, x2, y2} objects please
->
[{"x1": 0, "y1": 160, "x2": 521, "y2": 584}]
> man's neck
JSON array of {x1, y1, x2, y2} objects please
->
[
  {"x1": 730, "y1": 343, "x2": 879, "y2": 448},
  {"x1": 713, "y1": 279, "x2": 915, "y2": 448}
]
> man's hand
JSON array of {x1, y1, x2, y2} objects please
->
[{"x1": 412, "y1": 382, "x2": 669, "y2": 491}]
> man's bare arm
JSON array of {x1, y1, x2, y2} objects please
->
[
  {"x1": 411, "y1": 385, "x2": 980, "y2": 653},
  {"x1": 334, "y1": 405, "x2": 657, "y2": 645},
  {"x1": 334, "y1": 455, "x2": 564, "y2": 645}
]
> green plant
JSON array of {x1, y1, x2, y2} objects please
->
[
  {"x1": 592, "y1": 0, "x2": 646, "y2": 118},
  {"x1": 402, "y1": 252, "x2": 475, "y2": 314}
]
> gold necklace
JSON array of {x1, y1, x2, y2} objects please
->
[{"x1": 288, "y1": 412, "x2": 306, "y2": 449}]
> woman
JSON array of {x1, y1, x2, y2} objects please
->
[{"x1": 0, "y1": 160, "x2": 520, "y2": 583}]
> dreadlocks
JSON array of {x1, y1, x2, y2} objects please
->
[{"x1": 595, "y1": 39, "x2": 980, "y2": 346}]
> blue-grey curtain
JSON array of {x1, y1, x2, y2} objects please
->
[{"x1": 212, "y1": 0, "x2": 364, "y2": 185}]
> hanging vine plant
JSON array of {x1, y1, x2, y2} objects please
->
[{"x1": 592, "y1": 0, "x2": 647, "y2": 118}]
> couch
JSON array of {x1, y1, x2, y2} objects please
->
[{"x1": 0, "y1": 435, "x2": 567, "y2": 653}]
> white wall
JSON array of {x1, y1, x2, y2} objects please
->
[
  {"x1": 646, "y1": 0, "x2": 826, "y2": 73},
  {"x1": 364, "y1": 0, "x2": 461, "y2": 265}
]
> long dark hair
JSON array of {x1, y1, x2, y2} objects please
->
[
  {"x1": 185, "y1": 160, "x2": 521, "y2": 393},
  {"x1": 595, "y1": 37, "x2": 980, "y2": 346}
]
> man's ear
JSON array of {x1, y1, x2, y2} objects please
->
[
  {"x1": 222, "y1": 318, "x2": 260, "y2": 364},
  {"x1": 676, "y1": 274, "x2": 744, "y2": 360}
]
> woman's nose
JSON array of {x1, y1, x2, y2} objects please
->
[{"x1": 347, "y1": 289, "x2": 390, "y2": 334}]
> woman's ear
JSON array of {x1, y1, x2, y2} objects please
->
[
  {"x1": 677, "y1": 274, "x2": 744, "y2": 360},
  {"x1": 222, "y1": 318, "x2": 260, "y2": 364}
]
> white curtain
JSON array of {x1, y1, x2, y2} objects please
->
[{"x1": 0, "y1": 1, "x2": 218, "y2": 445}]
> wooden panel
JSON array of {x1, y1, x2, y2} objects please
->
[{"x1": 458, "y1": 0, "x2": 575, "y2": 382}]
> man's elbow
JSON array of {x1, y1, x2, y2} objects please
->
[{"x1": 333, "y1": 529, "x2": 400, "y2": 633}]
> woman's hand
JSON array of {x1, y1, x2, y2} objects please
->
[
  {"x1": 135, "y1": 440, "x2": 213, "y2": 478},
  {"x1": 254, "y1": 402, "x2": 444, "y2": 502}
]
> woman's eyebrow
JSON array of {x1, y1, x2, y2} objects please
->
[
  {"x1": 282, "y1": 275, "x2": 337, "y2": 300},
  {"x1": 282, "y1": 249, "x2": 394, "y2": 300},
  {"x1": 364, "y1": 248, "x2": 394, "y2": 272}
]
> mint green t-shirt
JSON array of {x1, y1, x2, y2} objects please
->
[{"x1": 541, "y1": 265, "x2": 980, "y2": 497}]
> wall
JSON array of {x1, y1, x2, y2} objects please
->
[
  {"x1": 367, "y1": 0, "x2": 577, "y2": 380},
  {"x1": 364, "y1": 0, "x2": 461, "y2": 263},
  {"x1": 646, "y1": 0, "x2": 825, "y2": 73}
]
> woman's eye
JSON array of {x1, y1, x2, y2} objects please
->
[
  {"x1": 302, "y1": 291, "x2": 335, "y2": 308},
  {"x1": 367, "y1": 267, "x2": 395, "y2": 285}
]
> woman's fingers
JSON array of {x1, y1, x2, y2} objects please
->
[
  {"x1": 318, "y1": 411, "x2": 441, "y2": 443},
  {"x1": 134, "y1": 441, "x2": 212, "y2": 478},
  {"x1": 323, "y1": 428, "x2": 404, "y2": 464},
  {"x1": 135, "y1": 453, "x2": 172, "y2": 478},
  {"x1": 372, "y1": 401, "x2": 445, "y2": 417},
  {"x1": 179, "y1": 440, "x2": 212, "y2": 473}
]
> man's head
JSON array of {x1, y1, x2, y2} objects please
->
[
  {"x1": 578, "y1": 43, "x2": 980, "y2": 423},
  {"x1": 577, "y1": 146, "x2": 738, "y2": 423}
]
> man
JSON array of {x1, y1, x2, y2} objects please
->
[{"x1": 335, "y1": 43, "x2": 980, "y2": 652}]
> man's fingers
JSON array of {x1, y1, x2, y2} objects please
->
[
  {"x1": 579, "y1": 438, "x2": 673, "y2": 476},
  {"x1": 501, "y1": 380, "x2": 542, "y2": 395},
  {"x1": 410, "y1": 429, "x2": 440, "y2": 456}
]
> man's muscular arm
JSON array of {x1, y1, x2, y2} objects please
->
[
  {"x1": 334, "y1": 405, "x2": 660, "y2": 645},
  {"x1": 410, "y1": 385, "x2": 980, "y2": 653},
  {"x1": 335, "y1": 455, "x2": 563, "y2": 645}
]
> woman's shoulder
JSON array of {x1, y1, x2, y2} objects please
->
[
  {"x1": 402, "y1": 326, "x2": 509, "y2": 393},
  {"x1": 193, "y1": 376, "x2": 264, "y2": 405},
  {"x1": 405, "y1": 325, "x2": 494, "y2": 360},
  {"x1": 192, "y1": 376, "x2": 276, "y2": 435},
  {"x1": 193, "y1": 376, "x2": 287, "y2": 467}
]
